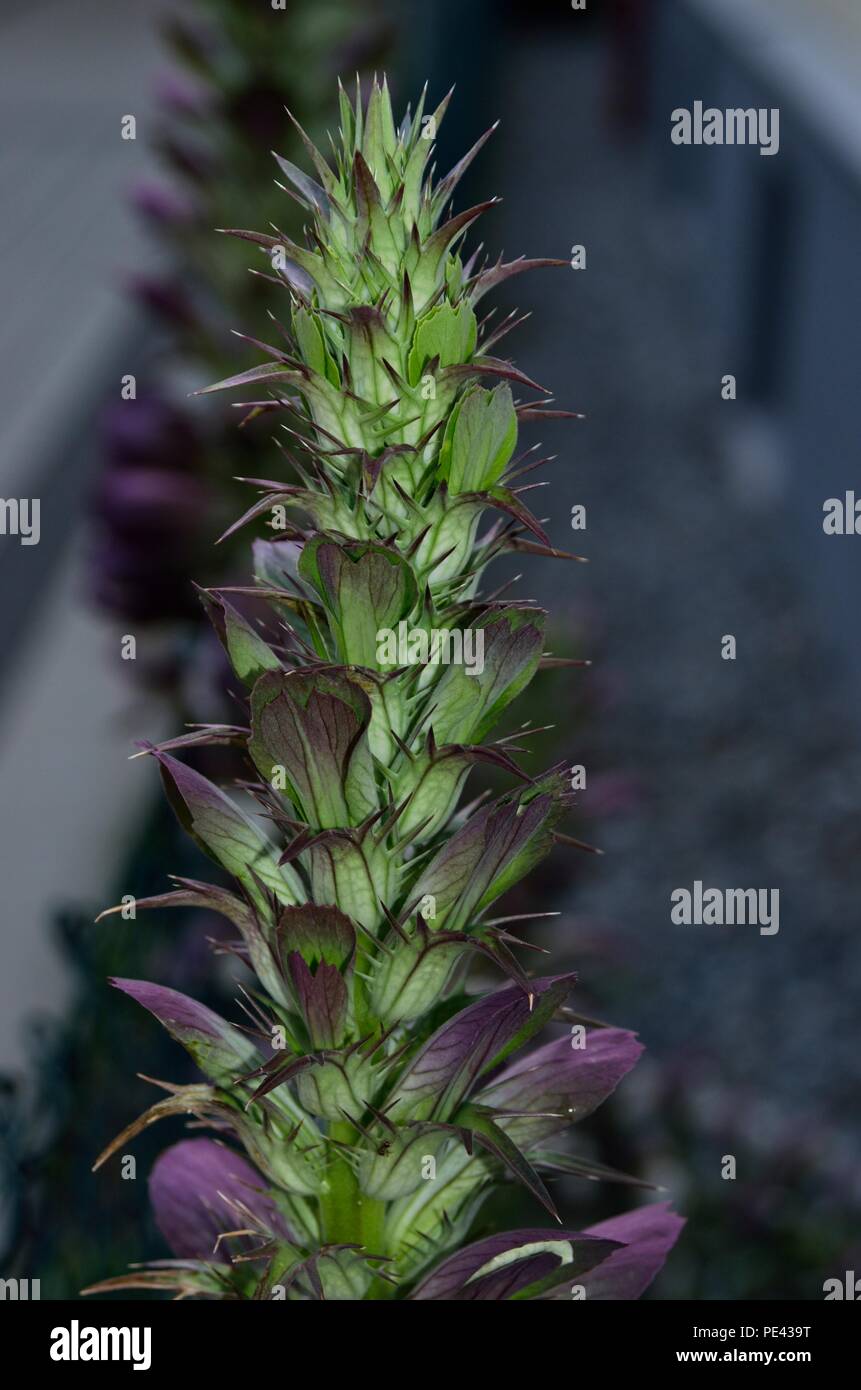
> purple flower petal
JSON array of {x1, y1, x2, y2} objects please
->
[
  {"x1": 110, "y1": 978, "x2": 258, "y2": 1085},
  {"x1": 411, "y1": 787, "x2": 563, "y2": 933},
  {"x1": 288, "y1": 956, "x2": 349, "y2": 1051},
  {"x1": 277, "y1": 904, "x2": 356, "y2": 1048},
  {"x1": 394, "y1": 974, "x2": 575, "y2": 1123},
  {"x1": 413, "y1": 1203, "x2": 684, "y2": 1300},
  {"x1": 576, "y1": 1202, "x2": 686, "y2": 1300},
  {"x1": 155, "y1": 750, "x2": 300, "y2": 909},
  {"x1": 412, "y1": 1226, "x2": 621, "y2": 1301},
  {"x1": 149, "y1": 1138, "x2": 293, "y2": 1261},
  {"x1": 479, "y1": 1027, "x2": 644, "y2": 1143},
  {"x1": 248, "y1": 668, "x2": 375, "y2": 828}
]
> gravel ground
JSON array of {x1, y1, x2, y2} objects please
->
[{"x1": 485, "y1": 32, "x2": 861, "y2": 1128}]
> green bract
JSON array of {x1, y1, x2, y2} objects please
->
[{"x1": 91, "y1": 79, "x2": 683, "y2": 1302}]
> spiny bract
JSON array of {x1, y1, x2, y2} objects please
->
[{"x1": 89, "y1": 77, "x2": 683, "y2": 1302}]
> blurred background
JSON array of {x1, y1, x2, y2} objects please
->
[{"x1": 1, "y1": 0, "x2": 859, "y2": 1299}]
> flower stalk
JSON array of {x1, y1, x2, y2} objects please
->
[{"x1": 89, "y1": 77, "x2": 683, "y2": 1302}]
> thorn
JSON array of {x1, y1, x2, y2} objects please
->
[
  {"x1": 94, "y1": 904, "x2": 122, "y2": 923},
  {"x1": 553, "y1": 831, "x2": 604, "y2": 856}
]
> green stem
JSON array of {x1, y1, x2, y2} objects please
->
[{"x1": 320, "y1": 1121, "x2": 387, "y2": 1254}]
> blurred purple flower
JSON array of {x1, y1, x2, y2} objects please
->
[
  {"x1": 130, "y1": 178, "x2": 199, "y2": 230},
  {"x1": 154, "y1": 68, "x2": 212, "y2": 120},
  {"x1": 91, "y1": 395, "x2": 209, "y2": 623},
  {"x1": 101, "y1": 393, "x2": 200, "y2": 473},
  {"x1": 127, "y1": 273, "x2": 199, "y2": 331}
]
